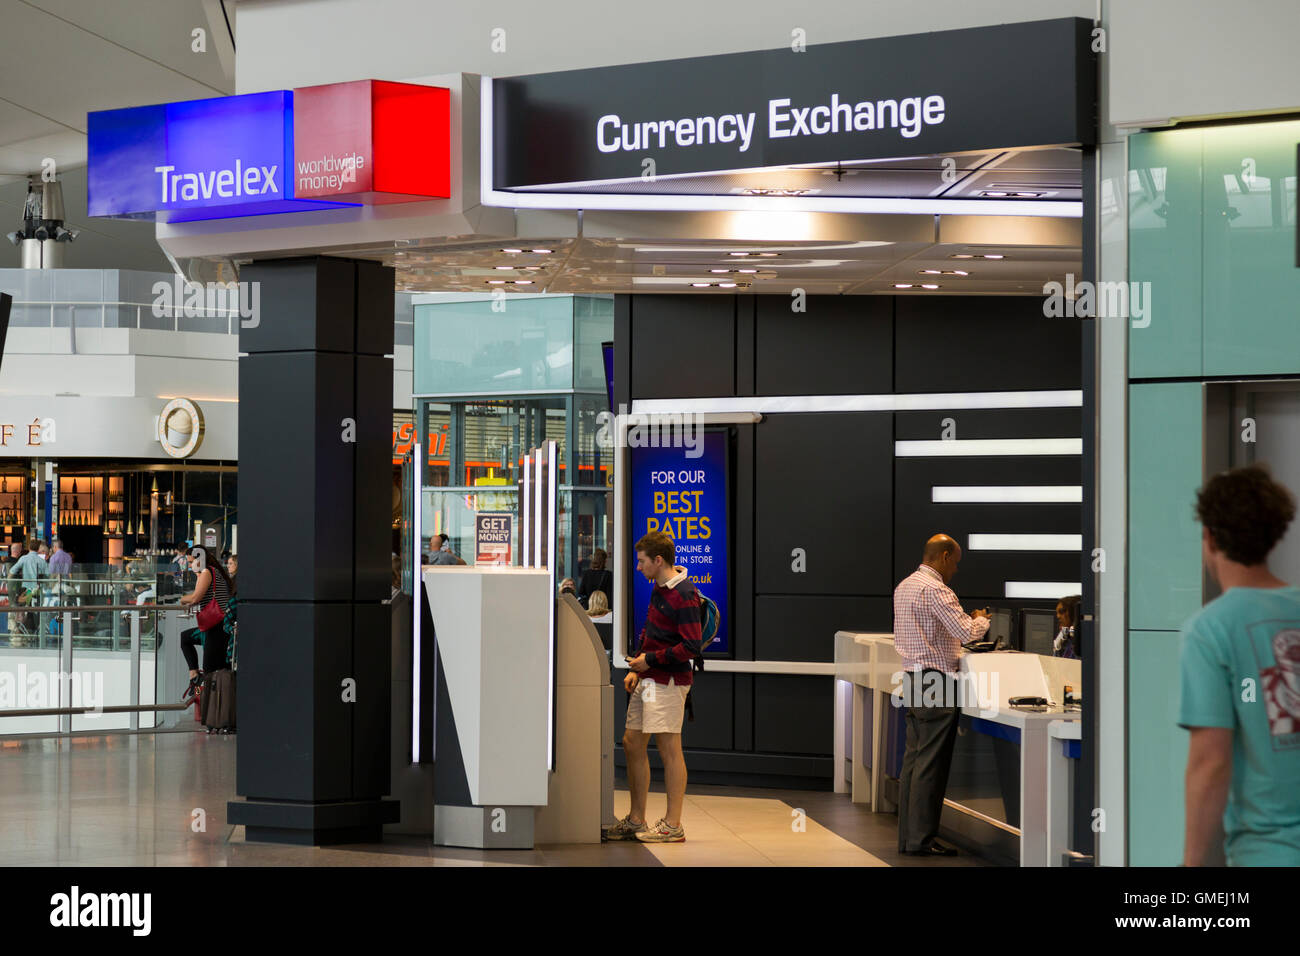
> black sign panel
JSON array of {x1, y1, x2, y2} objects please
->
[
  {"x1": 0, "y1": 292, "x2": 11, "y2": 375},
  {"x1": 493, "y1": 18, "x2": 1095, "y2": 189}
]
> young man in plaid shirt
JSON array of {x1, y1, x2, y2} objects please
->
[{"x1": 605, "y1": 531, "x2": 702, "y2": 843}]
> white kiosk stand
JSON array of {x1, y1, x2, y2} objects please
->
[
  {"x1": 426, "y1": 566, "x2": 552, "y2": 848},
  {"x1": 423, "y1": 569, "x2": 615, "y2": 848}
]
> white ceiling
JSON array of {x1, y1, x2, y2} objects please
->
[{"x1": 0, "y1": 0, "x2": 234, "y2": 269}]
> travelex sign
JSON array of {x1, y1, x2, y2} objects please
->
[
  {"x1": 88, "y1": 80, "x2": 450, "y2": 222},
  {"x1": 597, "y1": 92, "x2": 945, "y2": 154}
]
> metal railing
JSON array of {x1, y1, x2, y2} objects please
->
[
  {"x1": 0, "y1": 598, "x2": 202, "y2": 736},
  {"x1": 6, "y1": 300, "x2": 240, "y2": 334}
]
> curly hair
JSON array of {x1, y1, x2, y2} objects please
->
[{"x1": 1195, "y1": 464, "x2": 1296, "y2": 566}]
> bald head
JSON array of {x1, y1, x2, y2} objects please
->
[
  {"x1": 922, "y1": 534, "x2": 962, "y2": 583},
  {"x1": 923, "y1": 534, "x2": 959, "y2": 563}
]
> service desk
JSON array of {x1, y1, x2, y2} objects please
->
[{"x1": 833, "y1": 631, "x2": 1081, "y2": 867}]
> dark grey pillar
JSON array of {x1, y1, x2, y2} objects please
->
[{"x1": 227, "y1": 256, "x2": 399, "y2": 845}]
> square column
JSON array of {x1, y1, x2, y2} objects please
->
[{"x1": 227, "y1": 256, "x2": 398, "y2": 844}]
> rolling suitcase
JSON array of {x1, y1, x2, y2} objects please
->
[{"x1": 200, "y1": 668, "x2": 237, "y2": 734}]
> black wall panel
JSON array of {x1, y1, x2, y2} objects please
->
[
  {"x1": 894, "y1": 296, "x2": 1081, "y2": 393},
  {"x1": 236, "y1": 603, "x2": 353, "y2": 802},
  {"x1": 754, "y1": 596, "x2": 892, "y2": 662},
  {"x1": 629, "y1": 294, "x2": 735, "y2": 399},
  {"x1": 619, "y1": 291, "x2": 1084, "y2": 788},
  {"x1": 755, "y1": 412, "x2": 894, "y2": 595},
  {"x1": 756, "y1": 295, "x2": 892, "y2": 395},
  {"x1": 893, "y1": 456, "x2": 1082, "y2": 600},
  {"x1": 355, "y1": 353, "x2": 395, "y2": 602},
  {"x1": 753, "y1": 675, "x2": 833, "y2": 756},
  {"x1": 240, "y1": 257, "x2": 355, "y2": 354},
  {"x1": 238, "y1": 352, "x2": 356, "y2": 602}
]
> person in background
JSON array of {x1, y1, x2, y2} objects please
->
[
  {"x1": 892, "y1": 533, "x2": 990, "y2": 858},
  {"x1": 48, "y1": 538, "x2": 72, "y2": 579},
  {"x1": 558, "y1": 578, "x2": 577, "y2": 597},
  {"x1": 177, "y1": 546, "x2": 236, "y2": 704},
  {"x1": 1053, "y1": 594, "x2": 1082, "y2": 659},
  {"x1": 606, "y1": 531, "x2": 702, "y2": 845},
  {"x1": 577, "y1": 548, "x2": 613, "y2": 611},
  {"x1": 225, "y1": 553, "x2": 238, "y2": 587},
  {"x1": 1181, "y1": 464, "x2": 1300, "y2": 866},
  {"x1": 586, "y1": 589, "x2": 613, "y2": 623},
  {"x1": 426, "y1": 533, "x2": 466, "y2": 566},
  {"x1": 7, "y1": 540, "x2": 47, "y2": 645}
]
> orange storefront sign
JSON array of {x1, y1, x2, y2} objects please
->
[{"x1": 392, "y1": 422, "x2": 449, "y2": 465}]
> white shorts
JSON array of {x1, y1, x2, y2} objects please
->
[{"x1": 625, "y1": 677, "x2": 690, "y2": 735}]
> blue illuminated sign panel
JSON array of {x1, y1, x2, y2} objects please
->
[{"x1": 87, "y1": 91, "x2": 355, "y2": 221}]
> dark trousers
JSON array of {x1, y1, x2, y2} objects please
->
[
  {"x1": 181, "y1": 625, "x2": 229, "y2": 673},
  {"x1": 897, "y1": 669, "x2": 962, "y2": 853}
]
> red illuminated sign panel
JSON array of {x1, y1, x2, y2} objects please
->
[{"x1": 293, "y1": 80, "x2": 451, "y2": 203}]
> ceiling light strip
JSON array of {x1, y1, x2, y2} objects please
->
[
  {"x1": 1005, "y1": 581, "x2": 1082, "y2": 599},
  {"x1": 895, "y1": 438, "x2": 1082, "y2": 457},
  {"x1": 932, "y1": 485, "x2": 1083, "y2": 503},
  {"x1": 630, "y1": 390, "x2": 1081, "y2": 416},
  {"x1": 968, "y1": 533, "x2": 1082, "y2": 551}
]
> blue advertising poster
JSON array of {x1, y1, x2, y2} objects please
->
[{"x1": 629, "y1": 430, "x2": 728, "y2": 655}]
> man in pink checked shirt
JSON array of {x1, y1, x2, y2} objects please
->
[{"x1": 893, "y1": 533, "x2": 990, "y2": 858}]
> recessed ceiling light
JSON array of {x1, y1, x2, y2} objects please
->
[
  {"x1": 920, "y1": 269, "x2": 942, "y2": 275},
  {"x1": 500, "y1": 248, "x2": 523, "y2": 254},
  {"x1": 494, "y1": 266, "x2": 513, "y2": 270},
  {"x1": 737, "y1": 269, "x2": 758, "y2": 274},
  {"x1": 895, "y1": 283, "x2": 914, "y2": 289},
  {"x1": 487, "y1": 280, "x2": 506, "y2": 284},
  {"x1": 983, "y1": 191, "x2": 1009, "y2": 198},
  {"x1": 718, "y1": 282, "x2": 737, "y2": 288},
  {"x1": 514, "y1": 280, "x2": 534, "y2": 285},
  {"x1": 952, "y1": 270, "x2": 969, "y2": 276},
  {"x1": 711, "y1": 269, "x2": 730, "y2": 273},
  {"x1": 921, "y1": 284, "x2": 940, "y2": 289},
  {"x1": 983, "y1": 254, "x2": 1005, "y2": 259},
  {"x1": 951, "y1": 254, "x2": 974, "y2": 259},
  {"x1": 531, "y1": 248, "x2": 553, "y2": 254},
  {"x1": 691, "y1": 282, "x2": 710, "y2": 287},
  {"x1": 920, "y1": 269, "x2": 971, "y2": 277}
]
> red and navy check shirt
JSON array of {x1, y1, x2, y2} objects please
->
[
  {"x1": 892, "y1": 564, "x2": 989, "y2": 674},
  {"x1": 636, "y1": 566, "x2": 703, "y2": 686}
]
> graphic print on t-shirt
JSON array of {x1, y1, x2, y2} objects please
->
[{"x1": 1249, "y1": 620, "x2": 1300, "y2": 747}]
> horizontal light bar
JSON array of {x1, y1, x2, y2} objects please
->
[
  {"x1": 933, "y1": 486, "x2": 1083, "y2": 503},
  {"x1": 1005, "y1": 581, "x2": 1082, "y2": 599},
  {"x1": 630, "y1": 390, "x2": 1081, "y2": 416},
  {"x1": 896, "y1": 438, "x2": 1082, "y2": 457},
  {"x1": 969, "y1": 534, "x2": 1082, "y2": 551}
]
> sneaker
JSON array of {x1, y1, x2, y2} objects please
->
[
  {"x1": 602, "y1": 814, "x2": 648, "y2": 841},
  {"x1": 635, "y1": 818, "x2": 685, "y2": 843}
]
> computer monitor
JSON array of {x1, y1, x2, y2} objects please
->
[
  {"x1": 1022, "y1": 608, "x2": 1057, "y2": 657},
  {"x1": 988, "y1": 607, "x2": 1017, "y2": 650}
]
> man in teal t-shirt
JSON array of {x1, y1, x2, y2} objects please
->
[{"x1": 1180, "y1": 464, "x2": 1300, "y2": 866}]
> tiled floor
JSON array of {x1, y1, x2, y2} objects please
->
[{"x1": 0, "y1": 731, "x2": 990, "y2": 867}]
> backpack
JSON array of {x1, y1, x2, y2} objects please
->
[{"x1": 222, "y1": 598, "x2": 239, "y2": 670}]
